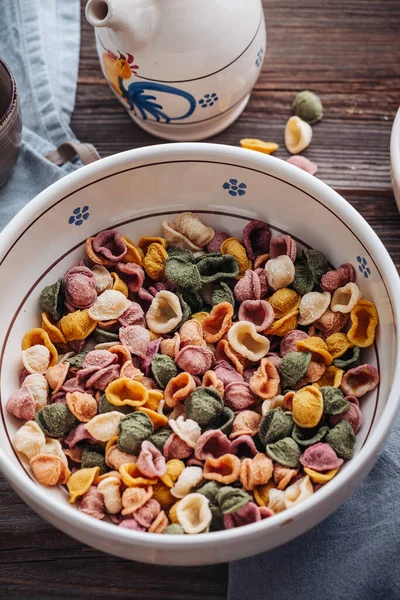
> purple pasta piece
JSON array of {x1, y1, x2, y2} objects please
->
[
  {"x1": 85, "y1": 364, "x2": 121, "y2": 390},
  {"x1": 224, "y1": 501, "x2": 261, "y2": 529},
  {"x1": 119, "y1": 519, "x2": 146, "y2": 531},
  {"x1": 82, "y1": 350, "x2": 118, "y2": 372},
  {"x1": 140, "y1": 338, "x2": 162, "y2": 376},
  {"x1": 120, "y1": 325, "x2": 150, "y2": 359},
  {"x1": 92, "y1": 229, "x2": 127, "y2": 262},
  {"x1": 213, "y1": 360, "x2": 244, "y2": 386},
  {"x1": 330, "y1": 401, "x2": 363, "y2": 434},
  {"x1": 163, "y1": 433, "x2": 193, "y2": 460},
  {"x1": 79, "y1": 486, "x2": 105, "y2": 520},
  {"x1": 242, "y1": 220, "x2": 271, "y2": 260},
  {"x1": 7, "y1": 387, "x2": 36, "y2": 420},
  {"x1": 64, "y1": 423, "x2": 98, "y2": 448},
  {"x1": 300, "y1": 443, "x2": 344, "y2": 472},
  {"x1": 63, "y1": 265, "x2": 97, "y2": 310},
  {"x1": 234, "y1": 269, "x2": 267, "y2": 302},
  {"x1": 206, "y1": 231, "x2": 230, "y2": 253}
]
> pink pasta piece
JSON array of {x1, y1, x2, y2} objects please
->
[
  {"x1": 79, "y1": 486, "x2": 105, "y2": 520},
  {"x1": 117, "y1": 263, "x2": 145, "y2": 293},
  {"x1": 206, "y1": 231, "x2": 230, "y2": 253},
  {"x1": 224, "y1": 382, "x2": 259, "y2": 411},
  {"x1": 280, "y1": 330, "x2": 309, "y2": 356},
  {"x1": 243, "y1": 369, "x2": 257, "y2": 383},
  {"x1": 224, "y1": 501, "x2": 261, "y2": 529},
  {"x1": 230, "y1": 435, "x2": 258, "y2": 458},
  {"x1": 234, "y1": 269, "x2": 267, "y2": 302},
  {"x1": 137, "y1": 287, "x2": 154, "y2": 304},
  {"x1": 259, "y1": 506, "x2": 274, "y2": 519},
  {"x1": 330, "y1": 401, "x2": 363, "y2": 434},
  {"x1": 7, "y1": 387, "x2": 36, "y2": 420},
  {"x1": 148, "y1": 281, "x2": 177, "y2": 296},
  {"x1": 175, "y1": 345, "x2": 215, "y2": 376},
  {"x1": 63, "y1": 265, "x2": 97, "y2": 310},
  {"x1": 19, "y1": 368, "x2": 30, "y2": 386},
  {"x1": 194, "y1": 430, "x2": 232, "y2": 460},
  {"x1": 64, "y1": 423, "x2": 98, "y2": 448},
  {"x1": 133, "y1": 498, "x2": 161, "y2": 529},
  {"x1": 213, "y1": 360, "x2": 244, "y2": 386},
  {"x1": 163, "y1": 433, "x2": 193, "y2": 460},
  {"x1": 51, "y1": 391, "x2": 67, "y2": 403},
  {"x1": 269, "y1": 235, "x2": 297, "y2": 262},
  {"x1": 238, "y1": 300, "x2": 275, "y2": 332},
  {"x1": 137, "y1": 441, "x2": 167, "y2": 478},
  {"x1": 120, "y1": 325, "x2": 150, "y2": 359},
  {"x1": 92, "y1": 229, "x2": 127, "y2": 262},
  {"x1": 187, "y1": 457, "x2": 205, "y2": 467},
  {"x1": 242, "y1": 220, "x2": 271, "y2": 260},
  {"x1": 286, "y1": 155, "x2": 318, "y2": 175},
  {"x1": 300, "y1": 442, "x2": 344, "y2": 472},
  {"x1": 340, "y1": 364, "x2": 380, "y2": 398},
  {"x1": 82, "y1": 350, "x2": 118, "y2": 372},
  {"x1": 119, "y1": 519, "x2": 146, "y2": 531},
  {"x1": 119, "y1": 302, "x2": 146, "y2": 327}
]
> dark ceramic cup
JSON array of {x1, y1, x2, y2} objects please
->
[{"x1": 0, "y1": 59, "x2": 22, "y2": 187}]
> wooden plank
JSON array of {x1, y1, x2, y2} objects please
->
[{"x1": 72, "y1": 0, "x2": 400, "y2": 190}]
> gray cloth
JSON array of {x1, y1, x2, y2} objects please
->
[
  {"x1": 0, "y1": 0, "x2": 81, "y2": 223},
  {"x1": 228, "y1": 414, "x2": 400, "y2": 600}
]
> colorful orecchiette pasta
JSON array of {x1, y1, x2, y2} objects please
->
[{"x1": 8, "y1": 214, "x2": 379, "y2": 534}]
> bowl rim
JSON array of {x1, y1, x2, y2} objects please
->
[
  {"x1": 390, "y1": 108, "x2": 400, "y2": 203},
  {"x1": 1, "y1": 142, "x2": 400, "y2": 549}
]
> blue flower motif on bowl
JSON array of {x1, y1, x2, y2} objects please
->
[
  {"x1": 255, "y1": 47, "x2": 264, "y2": 68},
  {"x1": 357, "y1": 256, "x2": 371, "y2": 278},
  {"x1": 198, "y1": 93, "x2": 219, "y2": 108},
  {"x1": 68, "y1": 206, "x2": 90, "y2": 226},
  {"x1": 222, "y1": 179, "x2": 247, "y2": 197}
]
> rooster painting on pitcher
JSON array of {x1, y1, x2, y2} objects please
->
[{"x1": 86, "y1": 0, "x2": 266, "y2": 141}]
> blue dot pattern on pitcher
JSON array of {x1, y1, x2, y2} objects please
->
[
  {"x1": 68, "y1": 206, "x2": 90, "y2": 226},
  {"x1": 357, "y1": 256, "x2": 371, "y2": 278},
  {"x1": 222, "y1": 179, "x2": 247, "y2": 197},
  {"x1": 255, "y1": 47, "x2": 264, "y2": 68},
  {"x1": 198, "y1": 93, "x2": 219, "y2": 108}
]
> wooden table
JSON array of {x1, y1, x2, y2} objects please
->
[{"x1": 1, "y1": 1, "x2": 399, "y2": 597}]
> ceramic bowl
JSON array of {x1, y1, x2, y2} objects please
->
[
  {"x1": 390, "y1": 108, "x2": 400, "y2": 211},
  {"x1": 0, "y1": 143, "x2": 399, "y2": 566}
]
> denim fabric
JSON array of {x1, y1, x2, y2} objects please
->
[
  {"x1": 228, "y1": 414, "x2": 400, "y2": 600},
  {"x1": 0, "y1": 0, "x2": 81, "y2": 225}
]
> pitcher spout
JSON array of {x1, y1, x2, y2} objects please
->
[{"x1": 86, "y1": 0, "x2": 154, "y2": 48}]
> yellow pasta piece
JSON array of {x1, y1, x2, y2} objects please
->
[
  {"x1": 22, "y1": 328, "x2": 58, "y2": 367},
  {"x1": 119, "y1": 463, "x2": 158, "y2": 487},
  {"x1": 59, "y1": 310, "x2": 97, "y2": 341},
  {"x1": 240, "y1": 138, "x2": 279, "y2": 155},
  {"x1": 67, "y1": 466, "x2": 100, "y2": 503},
  {"x1": 110, "y1": 272, "x2": 129, "y2": 297},
  {"x1": 303, "y1": 467, "x2": 339, "y2": 484}
]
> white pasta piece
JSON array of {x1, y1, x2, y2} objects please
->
[
  {"x1": 169, "y1": 416, "x2": 201, "y2": 449},
  {"x1": 92, "y1": 264, "x2": 113, "y2": 294},
  {"x1": 43, "y1": 438, "x2": 69, "y2": 467},
  {"x1": 14, "y1": 421, "x2": 46, "y2": 460},
  {"x1": 84, "y1": 412, "x2": 124, "y2": 442},
  {"x1": 98, "y1": 476, "x2": 123, "y2": 514},
  {"x1": 22, "y1": 345, "x2": 51, "y2": 375},
  {"x1": 88, "y1": 290, "x2": 131, "y2": 321},
  {"x1": 22, "y1": 373, "x2": 49, "y2": 410},
  {"x1": 176, "y1": 493, "x2": 212, "y2": 534},
  {"x1": 284, "y1": 116, "x2": 313, "y2": 154},
  {"x1": 268, "y1": 488, "x2": 286, "y2": 513},
  {"x1": 171, "y1": 466, "x2": 203, "y2": 499},
  {"x1": 264, "y1": 255, "x2": 295, "y2": 290},
  {"x1": 146, "y1": 291, "x2": 183, "y2": 334},
  {"x1": 298, "y1": 291, "x2": 331, "y2": 325},
  {"x1": 228, "y1": 321, "x2": 270, "y2": 362},
  {"x1": 284, "y1": 475, "x2": 313, "y2": 509},
  {"x1": 262, "y1": 395, "x2": 285, "y2": 416},
  {"x1": 331, "y1": 282, "x2": 361, "y2": 313}
]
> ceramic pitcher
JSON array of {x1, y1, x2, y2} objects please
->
[{"x1": 85, "y1": 0, "x2": 266, "y2": 141}]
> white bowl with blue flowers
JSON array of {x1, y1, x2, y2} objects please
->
[{"x1": 0, "y1": 143, "x2": 399, "y2": 565}]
